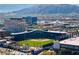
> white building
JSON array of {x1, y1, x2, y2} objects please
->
[
  {"x1": 3, "y1": 18, "x2": 27, "y2": 33},
  {"x1": 59, "y1": 37, "x2": 79, "y2": 50}
]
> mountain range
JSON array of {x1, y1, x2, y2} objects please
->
[{"x1": 1, "y1": 4, "x2": 79, "y2": 18}]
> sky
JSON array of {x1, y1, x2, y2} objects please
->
[
  {"x1": 0, "y1": 4, "x2": 33, "y2": 12},
  {"x1": 0, "y1": 4, "x2": 78, "y2": 13}
]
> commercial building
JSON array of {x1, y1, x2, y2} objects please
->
[
  {"x1": 59, "y1": 37, "x2": 79, "y2": 50},
  {"x1": 23, "y1": 16, "x2": 37, "y2": 26},
  {"x1": 3, "y1": 18, "x2": 27, "y2": 33},
  {"x1": 0, "y1": 29, "x2": 10, "y2": 38},
  {"x1": 53, "y1": 37, "x2": 79, "y2": 54}
]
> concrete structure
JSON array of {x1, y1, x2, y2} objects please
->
[
  {"x1": 0, "y1": 29, "x2": 10, "y2": 38},
  {"x1": 11, "y1": 30, "x2": 68, "y2": 41},
  {"x1": 23, "y1": 16, "x2": 37, "y2": 26},
  {"x1": 59, "y1": 37, "x2": 79, "y2": 50},
  {"x1": 3, "y1": 18, "x2": 27, "y2": 33}
]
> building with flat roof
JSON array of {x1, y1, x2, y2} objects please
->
[
  {"x1": 3, "y1": 18, "x2": 27, "y2": 33},
  {"x1": 59, "y1": 37, "x2": 79, "y2": 50},
  {"x1": 0, "y1": 29, "x2": 10, "y2": 38},
  {"x1": 23, "y1": 16, "x2": 37, "y2": 26}
]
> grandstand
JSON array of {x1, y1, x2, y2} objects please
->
[{"x1": 11, "y1": 30, "x2": 68, "y2": 41}]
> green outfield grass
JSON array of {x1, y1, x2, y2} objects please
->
[{"x1": 16, "y1": 39, "x2": 56, "y2": 47}]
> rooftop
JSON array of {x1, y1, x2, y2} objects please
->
[
  {"x1": 0, "y1": 29, "x2": 6, "y2": 32},
  {"x1": 11, "y1": 30, "x2": 67, "y2": 35},
  {"x1": 47, "y1": 30, "x2": 67, "y2": 34},
  {"x1": 59, "y1": 37, "x2": 79, "y2": 46}
]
